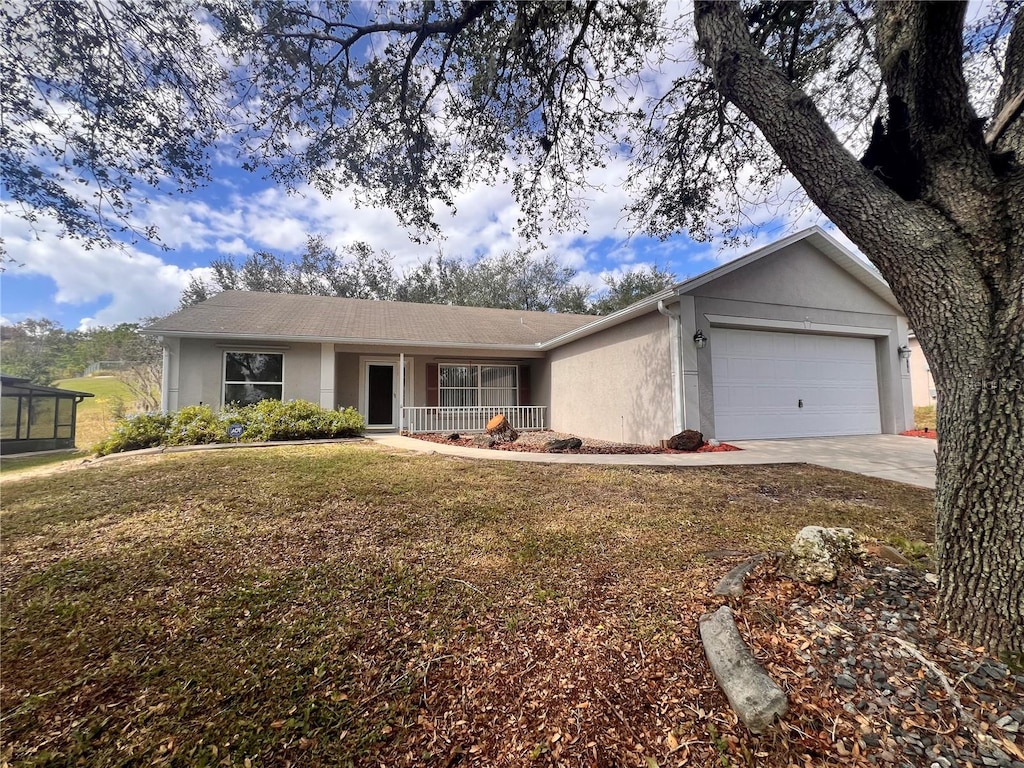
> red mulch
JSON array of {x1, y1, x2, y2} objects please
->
[
  {"x1": 900, "y1": 429, "x2": 937, "y2": 439},
  {"x1": 409, "y1": 433, "x2": 741, "y2": 454}
]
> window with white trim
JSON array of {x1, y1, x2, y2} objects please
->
[
  {"x1": 439, "y1": 364, "x2": 517, "y2": 407},
  {"x1": 224, "y1": 352, "x2": 283, "y2": 406}
]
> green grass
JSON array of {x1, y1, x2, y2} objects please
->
[
  {"x1": 1, "y1": 444, "x2": 935, "y2": 767},
  {"x1": 52, "y1": 375, "x2": 136, "y2": 449}
]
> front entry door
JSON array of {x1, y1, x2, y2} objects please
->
[{"x1": 366, "y1": 363, "x2": 396, "y2": 428}]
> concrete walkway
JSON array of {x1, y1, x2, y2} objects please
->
[{"x1": 368, "y1": 433, "x2": 937, "y2": 489}]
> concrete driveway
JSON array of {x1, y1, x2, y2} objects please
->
[
  {"x1": 728, "y1": 434, "x2": 937, "y2": 489},
  {"x1": 370, "y1": 433, "x2": 937, "y2": 489}
]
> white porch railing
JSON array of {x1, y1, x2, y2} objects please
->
[{"x1": 402, "y1": 406, "x2": 546, "y2": 434}]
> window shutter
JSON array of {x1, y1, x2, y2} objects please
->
[
  {"x1": 426, "y1": 363, "x2": 439, "y2": 407},
  {"x1": 518, "y1": 365, "x2": 531, "y2": 406}
]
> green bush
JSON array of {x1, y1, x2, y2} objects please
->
[
  {"x1": 166, "y1": 405, "x2": 228, "y2": 446},
  {"x1": 94, "y1": 413, "x2": 171, "y2": 456},
  {"x1": 95, "y1": 400, "x2": 364, "y2": 455},
  {"x1": 227, "y1": 400, "x2": 364, "y2": 442}
]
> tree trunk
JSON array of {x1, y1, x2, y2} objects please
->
[
  {"x1": 694, "y1": 0, "x2": 1024, "y2": 656},
  {"x1": 933, "y1": 332, "x2": 1024, "y2": 657}
]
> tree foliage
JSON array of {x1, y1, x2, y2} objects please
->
[
  {"x1": 0, "y1": 319, "x2": 161, "y2": 385},
  {"x1": 590, "y1": 266, "x2": 676, "y2": 315},
  {"x1": 0, "y1": 0, "x2": 225, "y2": 248},
  {"x1": 182, "y1": 238, "x2": 672, "y2": 315}
]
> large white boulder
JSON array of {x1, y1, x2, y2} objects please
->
[{"x1": 781, "y1": 526, "x2": 864, "y2": 584}]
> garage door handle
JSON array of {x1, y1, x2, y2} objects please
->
[{"x1": 798, "y1": 399, "x2": 803, "y2": 408}]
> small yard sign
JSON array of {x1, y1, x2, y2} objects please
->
[{"x1": 227, "y1": 423, "x2": 244, "y2": 440}]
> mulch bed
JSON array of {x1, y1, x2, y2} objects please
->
[
  {"x1": 901, "y1": 429, "x2": 938, "y2": 439},
  {"x1": 409, "y1": 432, "x2": 742, "y2": 454},
  {"x1": 736, "y1": 556, "x2": 1024, "y2": 768}
]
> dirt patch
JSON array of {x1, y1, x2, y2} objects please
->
[{"x1": 738, "y1": 556, "x2": 1023, "y2": 767}]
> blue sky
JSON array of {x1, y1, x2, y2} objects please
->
[
  {"x1": 1, "y1": 149, "x2": 841, "y2": 331},
  {"x1": 1, "y1": 0, "x2": 1001, "y2": 332},
  {"x1": 5, "y1": 0, "x2": 913, "y2": 332}
]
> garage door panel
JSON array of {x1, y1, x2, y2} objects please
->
[{"x1": 712, "y1": 329, "x2": 881, "y2": 440}]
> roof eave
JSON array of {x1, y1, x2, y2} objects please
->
[
  {"x1": 539, "y1": 286, "x2": 680, "y2": 350},
  {"x1": 141, "y1": 328, "x2": 548, "y2": 353}
]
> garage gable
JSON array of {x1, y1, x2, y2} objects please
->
[{"x1": 688, "y1": 239, "x2": 897, "y2": 315}]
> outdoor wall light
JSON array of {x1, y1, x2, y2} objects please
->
[
  {"x1": 898, "y1": 344, "x2": 912, "y2": 360},
  {"x1": 693, "y1": 330, "x2": 708, "y2": 349}
]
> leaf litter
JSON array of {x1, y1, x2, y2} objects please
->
[{"x1": 3, "y1": 443, "x2": 1015, "y2": 767}]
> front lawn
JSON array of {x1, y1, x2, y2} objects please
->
[{"x1": 1, "y1": 444, "x2": 934, "y2": 767}]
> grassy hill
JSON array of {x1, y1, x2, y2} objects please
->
[{"x1": 52, "y1": 375, "x2": 136, "y2": 449}]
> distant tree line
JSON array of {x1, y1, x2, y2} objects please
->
[
  {"x1": 0, "y1": 319, "x2": 161, "y2": 386},
  {"x1": 4, "y1": 241, "x2": 674, "y2": 388},
  {"x1": 181, "y1": 236, "x2": 676, "y2": 316}
]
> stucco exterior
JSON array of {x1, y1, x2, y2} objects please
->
[
  {"x1": 150, "y1": 227, "x2": 915, "y2": 445},
  {"x1": 173, "y1": 338, "x2": 322, "y2": 409},
  {"x1": 907, "y1": 336, "x2": 936, "y2": 408},
  {"x1": 682, "y1": 243, "x2": 913, "y2": 438},
  {"x1": 547, "y1": 312, "x2": 674, "y2": 445}
]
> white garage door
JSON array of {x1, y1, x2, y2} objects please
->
[{"x1": 712, "y1": 328, "x2": 881, "y2": 440}]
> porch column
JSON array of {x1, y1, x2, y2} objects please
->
[
  {"x1": 677, "y1": 296, "x2": 702, "y2": 431},
  {"x1": 320, "y1": 343, "x2": 336, "y2": 409},
  {"x1": 160, "y1": 336, "x2": 180, "y2": 413},
  {"x1": 398, "y1": 352, "x2": 405, "y2": 431}
]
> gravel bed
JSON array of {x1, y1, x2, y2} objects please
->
[{"x1": 742, "y1": 559, "x2": 1024, "y2": 768}]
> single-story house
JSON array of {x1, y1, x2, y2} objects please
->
[
  {"x1": 1, "y1": 375, "x2": 94, "y2": 455},
  {"x1": 144, "y1": 227, "x2": 915, "y2": 443}
]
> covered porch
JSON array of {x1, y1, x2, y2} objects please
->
[
  {"x1": 327, "y1": 346, "x2": 549, "y2": 434},
  {"x1": 402, "y1": 405, "x2": 546, "y2": 434}
]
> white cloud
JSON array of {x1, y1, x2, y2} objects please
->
[
  {"x1": 2, "y1": 212, "x2": 210, "y2": 327},
  {"x1": 215, "y1": 237, "x2": 251, "y2": 256}
]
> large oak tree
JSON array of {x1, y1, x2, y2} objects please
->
[{"x1": 3, "y1": 1, "x2": 1021, "y2": 654}]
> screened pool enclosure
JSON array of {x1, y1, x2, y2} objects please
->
[{"x1": 1, "y1": 375, "x2": 94, "y2": 455}]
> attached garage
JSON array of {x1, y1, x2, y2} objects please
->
[{"x1": 710, "y1": 328, "x2": 881, "y2": 440}]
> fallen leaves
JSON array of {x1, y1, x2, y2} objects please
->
[{"x1": 1, "y1": 444, "x2": 951, "y2": 766}]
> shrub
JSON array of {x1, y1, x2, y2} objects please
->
[
  {"x1": 95, "y1": 400, "x2": 364, "y2": 454},
  {"x1": 166, "y1": 405, "x2": 227, "y2": 446},
  {"x1": 228, "y1": 400, "x2": 365, "y2": 442},
  {"x1": 93, "y1": 413, "x2": 171, "y2": 456}
]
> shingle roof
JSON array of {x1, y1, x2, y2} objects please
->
[{"x1": 145, "y1": 291, "x2": 596, "y2": 347}]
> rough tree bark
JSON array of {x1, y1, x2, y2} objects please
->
[{"x1": 694, "y1": 0, "x2": 1022, "y2": 657}]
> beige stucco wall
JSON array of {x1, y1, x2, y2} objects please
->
[
  {"x1": 547, "y1": 312, "x2": 673, "y2": 445},
  {"x1": 687, "y1": 242, "x2": 913, "y2": 437},
  {"x1": 175, "y1": 339, "x2": 321, "y2": 409},
  {"x1": 908, "y1": 336, "x2": 936, "y2": 408},
  {"x1": 696, "y1": 240, "x2": 897, "y2": 315}
]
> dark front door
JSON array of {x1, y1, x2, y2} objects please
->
[{"x1": 367, "y1": 364, "x2": 394, "y2": 426}]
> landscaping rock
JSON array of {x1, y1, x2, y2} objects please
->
[
  {"x1": 666, "y1": 429, "x2": 704, "y2": 451},
  {"x1": 713, "y1": 553, "x2": 768, "y2": 598},
  {"x1": 871, "y1": 544, "x2": 911, "y2": 566},
  {"x1": 699, "y1": 606, "x2": 788, "y2": 734},
  {"x1": 446, "y1": 433, "x2": 461, "y2": 441},
  {"x1": 781, "y1": 526, "x2": 865, "y2": 585},
  {"x1": 471, "y1": 434, "x2": 496, "y2": 448},
  {"x1": 545, "y1": 437, "x2": 583, "y2": 452}
]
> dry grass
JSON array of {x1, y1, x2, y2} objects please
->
[
  {"x1": 1, "y1": 443, "x2": 934, "y2": 767},
  {"x1": 52, "y1": 375, "x2": 136, "y2": 449},
  {"x1": 914, "y1": 405, "x2": 937, "y2": 430}
]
